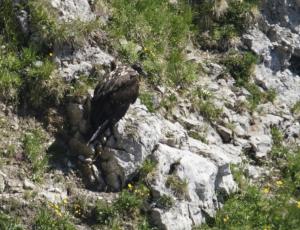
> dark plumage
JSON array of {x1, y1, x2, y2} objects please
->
[{"x1": 88, "y1": 64, "x2": 140, "y2": 144}]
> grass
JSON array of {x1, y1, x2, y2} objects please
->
[
  {"x1": 192, "y1": 87, "x2": 223, "y2": 122},
  {"x1": 108, "y1": 0, "x2": 198, "y2": 87},
  {"x1": 0, "y1": 212, "x2": 23, "y2": 230},
  {"x1": 33, "y1": 207, "x2": 76, "y2": 230},
  {"x1": 139, "y1": 93, "x2": 156, "y2": 112},
  {"x1": 291, "y1": 101, "x2": 300, "y2": 114},
  {"x1": 199, "y1": 138, "x2": 300, "y2": 229},
  {"x1": 166, "y1": 175, "x2": 189, "y2": 200},
  {"x1": 195, "y1": 0, "x2": 261, "y2": 51},
  {"x1": 23, "y1": 128, "x2": 48, "y2": 182},
  {"x1": 222, "y1": 51, "x2": 258, "y2": 86}
]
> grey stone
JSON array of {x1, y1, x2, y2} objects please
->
[
  {"x1": 23, "y1": 179, "x2": 35, "y2": 190},
  {"x1": 216, "y1": 125, "x2": 233, "y2": 143}
]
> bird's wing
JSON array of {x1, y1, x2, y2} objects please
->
[{"x1": 93, "y1": 67, "x2": 135, "y2": 100}]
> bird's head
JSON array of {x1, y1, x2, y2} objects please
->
[{"x1": 131, "y1": 63, "x2": 148, "y2": 79}]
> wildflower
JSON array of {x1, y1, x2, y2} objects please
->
[
  {"x1": 49, "y1": 52, "x2": 53, "y2": 57},
  {"x1": 297, "y1": 201, "x2": 300, "y2": 208},
  {"x1": 55, "y1": 209, "x2": 62, "y2": 217},
  {"x1": 63, "y1": 198, "x2": 68, "y2": 205},
  {"x1": 276, "y1": 180, "x2": 283, "y2": 186},
  {"x1": 128, "y1": 183, "x2": 133, "y2": 190},
  {"x1": 223, "y1": 215, "x2": 229, "y2": 223},
  {"x1": 263, "y1": 187, "x2": 270, "y2": 194}
]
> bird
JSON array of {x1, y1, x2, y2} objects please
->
[{"x1": 87, "y1": 62, "x2": 146, "y2": 145}]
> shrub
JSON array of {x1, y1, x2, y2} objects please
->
[{"x1": 222, "y1": 51, "x2": 258, "y2": 86}]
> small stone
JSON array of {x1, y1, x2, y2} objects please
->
[
  {"x1": 216, "y1": 125, "x2": 233, "y2": 143},
  {"x1": 23, "y1": 179, "x2": 35, "y2": 190},
  {"x1": 0, "y1": 175, "x2": 6, "y2": 193}
]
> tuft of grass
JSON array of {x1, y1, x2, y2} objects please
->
[
  {"x1": 291, "y1": 101, "x2": 300, "y2": 115},
  {"x1": 156, "y1": 194, "x2": 175, "y2": 210},
  {"x1": 140, "y1": 93, "x2": 156, "y2": 113},
  {"x1": 23, "y1": 129, "x2": 48, "y2": 182},
  {"x1": 0, "y1": 212, "x2": 23, "y2": 230},
  {"x1": 139, "y1": 158, "x2": 157, "y2": 179},
  {"x1": 166, "y1": 175, "x2": 189, "y2": 200},
  {"x1": 33, "y1": 207, "x2": 76, "y2": 230},
  {"x1": 192, "y1": 87, "x2": 222, "y2": 122},
  {"x1": 222, "y1": 51, "x2": 258, "y2": 86}
]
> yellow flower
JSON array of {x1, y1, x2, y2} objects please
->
[
  {"x1": 276, "y1": 180, "x2": 283, "y2": 186},
  {"x1": 63, "y1": 198, "x2": 68, "y2": 205},
  {"x1": 297, "y1": 201, "x2": 300, "y2": 208},
  {"x1": 49, "y1": 52, "x2": 53, "y2": 57},
  {"x1": 55, "y1": 209, "x2": 62, "y2": 217},
  {"x1": 128, "y1": 183, "x2": 133, "y2": 190},
  {"x1": 223, "y1": 215, "x2": 229, "y2": 223},
  {"x1": 263, "y1": 187, "x2": 270, "y2": 194}
]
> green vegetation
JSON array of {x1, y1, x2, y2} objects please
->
[
  {"x1": 140, "y1": 93, "x2": 156, "y2": 112},
  {"x1": 192, "y1": 87, "x2": 223, "y2": 122},
  {"x1": 33, "y1": 207, "x2": 76, "y2": 230},
  {"x1": 0, "y1": 212, "x2": 23, "y2": 230},
  {"x1": 23, "y1": 128, "x2": 48, "y2": 182},
  {"x1": 93, "y1": 188, "x2": 150, "y2": 229},
  {"x1": 222, "y1": 51, "x2": 258, "y2": 86},
  {"x1": 166, "y1": 175, "x2": 189, "y2": 200},
  {"x1": 0, "y1": 0, "x2": 100, "y2": 108},
  {"x1": 222, "y1": 51, "x2": 277, "y2": 110},
  {"x1": 156, "y1": 194, "x2": 175, "y2": 210},
  {"x1": 291, "y1": 100, "x2": 300, "y2": 114},
  {"x1": 200, "y1": 131, "x2": 300, "y2": 229},
  {"x1": 196, "y1": 0, "x2": 260, "y2": 50},
  {"x1": 109, "y1": 0, "x2": 198, "y2": 86}
]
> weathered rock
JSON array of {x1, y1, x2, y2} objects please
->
[
  {"x1": 216, "y1": 125, "x2": 233, "y2": 143},
  {"x1": 149, "y1": 144, "x2": 237, "y2": 230},
  {"x1": 23, "y1": 179, "x2": 35, "y2": 190},
  {"x1": 0, "y1": 172, "x2": 6, "y2": 193},
  {"x1": 51, "y1": 0, "x2": 95, "y2": 22},
  {"x1": 249, "y1": 135, "x2": 272, "y2": 160}
]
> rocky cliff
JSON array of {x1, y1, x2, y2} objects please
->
[{"x1": 0, "y1": 0, "x2": 300, "y2": 229}]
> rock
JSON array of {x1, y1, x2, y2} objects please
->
[
  {"x1": 216, "y1": 125, "x2": 233, "y2": 143},
  {"x1": 245, "y1": 165, "x2": 269, "y2": 180},
  {"x1": 39, "y1": 187, "x2": 67, "y2": 203},
  {"x1": 249, "y1": 135, "x2": 272, "y2": 160},
  {"x1": 0, "y1": 173, "x2": 6, "y2": 193},
  {"x1": 149, "y1": 144, "x2": 237, "y2": 230},
  {"x1": 23, "y1": 179, "x2": 35, "y2": 190},
  {"x1": 51, "y1": 0, "x2": 95, "y2": 22}
]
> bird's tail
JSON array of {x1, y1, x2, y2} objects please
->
[{"x1": 87, "y1": 120, "x2": 109, "y2": 146}]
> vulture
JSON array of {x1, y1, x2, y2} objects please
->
[{"x1": 88, "y1": 63, "x2": 145, "y2": 145}]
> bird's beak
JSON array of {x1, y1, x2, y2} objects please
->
[{"x1": 131, "y1": 63, "x2": 148, "y2": 78}]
